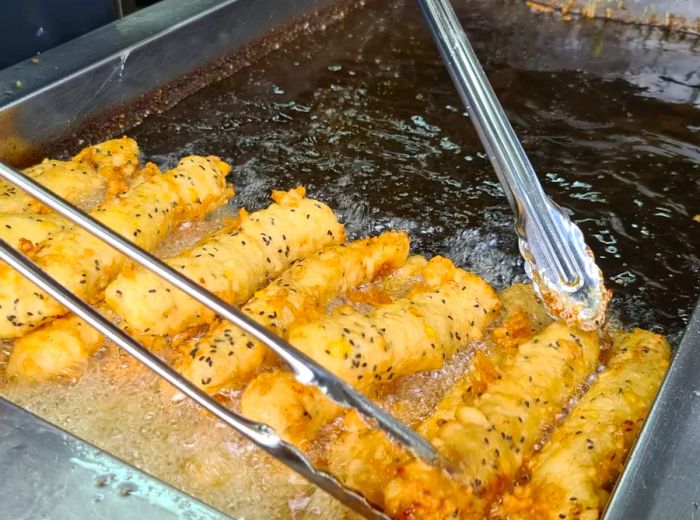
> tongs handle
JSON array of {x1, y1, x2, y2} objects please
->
[{"x1": 417, "y1": 0, "x2": 609, "y2": 329}]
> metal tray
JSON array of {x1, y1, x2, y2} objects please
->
[
  {"x1": 0, "y1": 396, "x2": 229, "y2": 520},
  {"x1": 0, "y1": 0, "x2": 698, "y2": 518}
]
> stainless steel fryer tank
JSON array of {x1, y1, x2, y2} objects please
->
[{"x1": 0, "y1": 0, "x2": 698, "y2": 518}]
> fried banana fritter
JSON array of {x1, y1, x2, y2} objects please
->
[
  {"x1": 363, "y1": 255, "x2": 429, "y2": 301},
  {"x1": 325, "y1": 323, "x2": 598, "y2": 519},
  {"x1": 417, "y1": 287, "x2": 548, "y2": 441},
  {"x1": 323, "y1": 289, "x2": 526, "y2": 486},
  {"x1": 4, "y1": 302, "x2": 172, "y2": 382},
  {"x1": 0, "y1": 137, "x2": 140, "y2": 214},
  {"x1": 105, "y1": 187, "x2": 344, "y2": 336},
  {"x1": 289, "y1": 257, "x2": 499, "y2": 388},
  {"x1": 494, "y1": 329, "x2": 670, "y2": 520},
  {"x1": 0, "y1": 161, "x2": 161, "y2": 252},
  {"x1": 327, "y1": 296, "x2": 544, "y2": 504},
  {"x1": 0, "y1": 137, "x2": 669, "y2": 520},
  {"x1": 0, "y1": 213, "x2": 68, "y2": 251},
  {"x1": 6, "y1": 313, "x2": 104, "y2": 381},
  {"x1": 239, "y1": 257, "x2": 500, "y2": 444},
  {"x1": 0, "y1": 156, "x2": 231, "y2": 339},
  {"x1": 382, "y1": 323, "x2": 600, "y2": 519},
  {"x1": 177, "y1": 231, "x2": 411, "y2": 394}
]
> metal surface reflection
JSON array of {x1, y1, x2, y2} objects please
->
[{"x1": 0, "y1": 397, "x2": 228, "y2": 520}]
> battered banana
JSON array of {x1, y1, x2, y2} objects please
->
[
  {"x1": 325, "y1": 322, "x2": 599, "y2": 519},
  {"x1": 0, "y1": 137, "x2": 140, "y2": 214},
  {"x1": 494, "y1": 329, "x2": 670, "y2": 520},
  {"x1": 0, "y1": 213, "x2": 68, "y2": 251},
  {"x1": 240, "y1": 256, "x2": 500, "y2": 444},
  {"x1": 0, "y1": 156, "x2": 231, "y2": 339},
  {"x1": 177, "y1": 231, "x2": 411, "y2": 394},
  {"x1": 326, "y1": 291, "x2": 545, "y2": 505},
  {"x1": 105, "y1": 187, "x2": 344, "y2": 336},
  {"x1": 382, "y1": 323, "x2": 600, "y2": 519},
  {"x1": 6, "y1": 313, "x2": 104, "y2": 381}
]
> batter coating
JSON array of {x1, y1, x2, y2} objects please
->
[
  {"x1": 343, "y1": 255, "x2": 429, "y2": 308},
  {"x1": 6, "y1": 313, "x2": 104, "y2": 381},
  {"x1": 326, "y1": 292, "x2": 545, "y2": 504},
  {"x1": 0, "y1": 162, "x2": 161, "y2": 255},
  {"x1": 382, "y1": 323, "x2": 600, "y2": 519},
  {"x1": 181, "y1": 255, "x2": 431, "y2": 486},
  {"x1": 289, "y1": 258, "x2": 499, "y2": 388},
  {"x1": 0, "y1": 162, "x2": 159, "y2": 254},
  {"x1": 240, "y1": 257, "x2": 500, "y2": 444},
  {"x1": 419, "y1": 285, "x2": 549, "y2": 441},
  {"x1": 0, "y1": 137, "x2": 140, "y2": 214},
  {"x1": 494, "y1": 329, "x2": 670, "y2": 520},
  {"x1": 0, "y1": 213, "x2": 68, "y2": 251},
  {"x1": 105, "y1": 187, "x2": 344, "y2": 336},
  {"x1": 0, "y1": 156, "x2": 231, "y2": 339},
  {"x1": 177, "y1": 231, "x2": 411, "y2": 394},
  {"x1": 326, "y1": 322, "x2": 598, "y2": 519}
]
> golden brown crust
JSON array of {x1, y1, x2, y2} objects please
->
[
  {"x1": 105, "y1": 187, "x2": 343, "y2": 336},
  {"x1": 177, "y1": 232, "x2": 411, "y2": 393},
  {"x1": 0, "y1": 137, "x2": 140, "y2": 214},
  {"x1": 239, "y1": 257, "x2": 500, "y2": 444},
  {"x1": 0, "y1": 156, "x2": 230, "y2": 339},
  {"x1": 382, "y1": 323, "x2": 600, "y2": 519},
  {"x1": 494, "y1": 329, "x2": 670, "y2": 520}
]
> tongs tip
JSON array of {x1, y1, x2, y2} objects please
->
[
  {"x1": 525, "y1": 244, "x2": 611, "y2": 332},
  {"x1": 532, "y1": 269, "x2": 611, "y2": 331}
]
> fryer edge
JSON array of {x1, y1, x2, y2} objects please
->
[
  {"x1": 604, "y1": 298, "x2": 700, "y2": 520},
  {"x1": 0, "y1": 0, "x2": 366, "y2": 167},
  {"x1": 0, "y1": 396, "x2": 232, "y2": 519}
]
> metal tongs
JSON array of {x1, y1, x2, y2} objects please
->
[{"x1": 418, "y1": 0, "x2": 610, "y2": 330}]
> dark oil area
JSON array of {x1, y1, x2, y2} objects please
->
[{"x1": 131, "y1": 0, "x2": 700, "y2": 342}]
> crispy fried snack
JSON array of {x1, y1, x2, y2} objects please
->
[
  {"x1": 0, "y1": 213, "x2": 68, "y2": 251},
  {"x1": 239, "y1": 257, "x2": 500, "y2": 444},
  {"x1": 105, "y1": 187, "x2": 344, "y2": 336},
  {"x1": 324, "y1": 300, "x2": 540, "y2": 505},
  {"x1": 0, "y1": 137, "x2": 140, "y2": 214},
  {"x1": 326, "y1": 322, "x2": 598, "y2": 519},
  {"x1": 381, "y1": 323, "x2": 600, "y2": 519},
  {"x1": 326, "y1": 345, "x2": 516, "y2": 506},
  {"x1": 0, "y1": 161, "x2": 161, "y2": 253},
  {"x1": 176, "y1": 231, "x2": 411, "y2": 394},
  {"x1": 181, "y1": 255, "x2": 430, "y2": 488},
  {"x1": 326, "y1": 292, "x2": 543, "y2": 503},
  {"x1": 494, "y1": 329, "x2": 670, "y2": 520},
  {"x1": 6, "y1": 313, "x2": 104, "y2": 381},
  {"x1": 289, "y1": 258, "x2": 499, "y2": 388},
  {"x1": 415, "y1": 285, "x2": 548, "y2": 441},
  {"x1": 345, "y1": 255, "x2": 428, "y2": 306},
  {"x1": 0, "y1": 156, "x2": 231, "y2": 339}
]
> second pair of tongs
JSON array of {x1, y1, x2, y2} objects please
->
[{"x1": 417, "y1": 0, "x2": 610, "y2": 330}]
